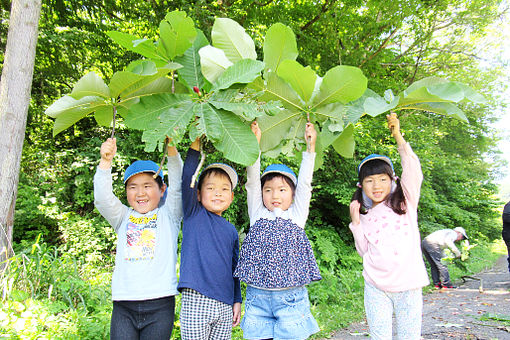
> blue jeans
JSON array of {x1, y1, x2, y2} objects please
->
[
  {"x1": 110, "y1": 296, "x2": 175, "y2": 340},
  {"x1": 241, "y1": 286, "x2": 319, "y2": 340}
]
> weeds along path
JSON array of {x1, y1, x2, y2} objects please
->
[{"x1": 325, "y1": 256, "x2": 510, "y2": 339}]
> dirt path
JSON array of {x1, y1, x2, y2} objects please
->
[{"x1": 325, "y1": 256, "x2": 510, "y2": 339}]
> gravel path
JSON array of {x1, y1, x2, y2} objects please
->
[{"x1": 324, "y1": 256, "x2": 510, "y2": 339}]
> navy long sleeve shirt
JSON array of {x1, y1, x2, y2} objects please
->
[{"x1": 177, "y1": 148, "x2": 242, "y2": 305}]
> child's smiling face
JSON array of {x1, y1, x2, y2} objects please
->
[
  {"x1": 262, "y1": 176, "x2": 294, "y2": 211},
  {"x1": 362, "y1": 173, "x2": 392, "y2": 206},
  {"x1": 126, "y1": 172, "x2": 165, "y2": 214},
  {"x1": 198, "y1": 172, "x2": 234, "y2": 216}
]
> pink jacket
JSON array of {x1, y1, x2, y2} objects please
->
[{"x1": 349, "y1": 143, "x2": 429, "y2": 292}]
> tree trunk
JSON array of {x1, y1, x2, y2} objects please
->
[{"x1": 0, "y1": 0, "x2": 42, "y2": 267}]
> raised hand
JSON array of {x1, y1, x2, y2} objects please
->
[{"x1": 99, "y1": 138, "x2": 117, "y2": 169}]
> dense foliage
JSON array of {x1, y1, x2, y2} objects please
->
[{"x1": 1, "y1": 0, "x2": 508, "y2": 338}]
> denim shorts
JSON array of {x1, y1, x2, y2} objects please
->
[{"x1": 241, "y1": 285, "x2": 319, "y2": 340}]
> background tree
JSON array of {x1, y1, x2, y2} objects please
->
[{"x1": 0, "y1": 0, "x2": 41, "y2": 264}]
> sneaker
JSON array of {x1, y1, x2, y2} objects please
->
[
  {"x1": 442, "y1": 284, "x2": 456, "y2": 289},
  {"x1": 434, "y1": 284, "x2": 442, "y2": 289}
]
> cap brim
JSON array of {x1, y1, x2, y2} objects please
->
[
  {"x1": 261, "y1": 170, "x2": 297, "y2": 186},
  {"x1": 202, "y1": 163, "x2": 238, "y2": 189},
  {"x1": 358, "y1": 156, "x2": 394, "y2": 174}
]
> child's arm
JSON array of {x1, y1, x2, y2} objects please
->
[
  {"x1": 293, "y1": 123, "x2": 317, "y2": 228},
  {"x1": 246, "y1": 122, "x2": 264, "y2": 221},
  {"x1": 164, "y1": 139, "x2": 183, "y2": 220},
  {"x1": 181, "y1": 137, "x2": 202, "y2": 217},
  {"x1": 232, "y1": 236, "x2": 242, "y2": 326},
  {"x1": 94, "y1": 138, "x2": 127, "y2": 231},
  {"x1": 387, "y1": 113, "x2": 423, "y2": 209},
  {"x1": 348, "y1": 201, "x2": 369, "y2": 256}
]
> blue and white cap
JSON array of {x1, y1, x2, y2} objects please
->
[
  {"x1": 262, "y1": 164, "x2": 297, "y2": 186},
  {"x1": 201, "y1": 163, "x2": 238, "y2": 189},
  {"x1": 357, "y1": 154, "x2": 394, "y2": 175},
  {"x1": 124, "y1": 160, "x2": 163, "y2": 184},
  {"x1": 124, "y1": 160, "x2": 167, "y2": 206}
]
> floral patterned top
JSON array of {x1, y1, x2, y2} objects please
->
[{"x1": 234, "y1": 152, "x2": 321, "y2": 289}]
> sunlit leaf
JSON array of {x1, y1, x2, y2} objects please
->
[
  {"x1": 69, "y1": 72, "x2": 110, "y2": 100},
  {"x1": 106, "y1": 31, "x2": 161, "y2": 60},
  {"x1": 45, "y1": 95, "x2": 105, "y2": 136},
  {"x1": 277, "y1": 60, "x2": 317, "y2": 103},
  {"x1": 213, "y1": 59, "x2": 264, "y2": 91},
  {"x1": 158, "y1": 10, "x2": 197, "y2": 60},
  {"x1": 211, "y1": 17, "x2": 257, "y2": 63},
  {"x1": 175, "y1": 30, "x2": 210, "y2": 90},
  {"x1": 263, "y1": 23, "x2": 298, "y2": 74},
  {"x1": 332, "y1": 124, "x2": 355, "y2": 158},
  {"x1": 198, "y1": 45, "x2": 233, "y2": 84},
  {"x1": 312, "y1": 65, "x2": 367, "y2": 108}
]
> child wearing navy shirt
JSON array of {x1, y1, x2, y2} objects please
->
[{"x1": 178, "y1": 137, "x2": 242, "y2": 340}]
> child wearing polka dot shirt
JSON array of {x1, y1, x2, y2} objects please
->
[
  {"x1": 234, "y1": 121, "x2": 322, "y2": 340},
  {"x1": 349, "y1": 113, "x2": 429, "y2": 340}
]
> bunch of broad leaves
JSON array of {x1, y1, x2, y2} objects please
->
[
  {"x1": 45, "y1": 11, "x2": 277, "y2": 166},
  {"x1": 45, "y1": 10, "x2": 486, "y2": 167},
  {"x1": 250, "y1": 23, "x2": 487, "y2": 168}
]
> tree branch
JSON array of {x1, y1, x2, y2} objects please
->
[
  {"x1": 300, "y1": 0, "x2": 337, "y2": 31},
  {"x1": 359, "y1": 27, "x2": 399, "y2": 67}
]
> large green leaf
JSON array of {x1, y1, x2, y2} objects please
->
[
  {"x1": 277, "y1": 60, "x2": 317, "y2": 103},
  {"x1": 198, "y1": 45, "x2": 233, "y2": 84},
  {"x1": 108, "y1": 67, "x2": 172, "y2": 99},
  {"x1": 257, "y1": 109, "x2": 300, "y2": 152},
  {"x1": 331, "y1": 124, "x2": 355, "y2": 158},
  {"x1": 175, "y1": 30, "x2": 210, "y2": 90},
  {"x1": 69, "y1": 72, "x2": 110, "y2": 100},
  {"x1": 122, "y1": 77, "x2": 173, "y2": 102},
  {"x1": 45, "y1": 95, "x2": 105, "y2": 136},
  {"x1": 157, "y1": 10, "x2": 197, "y2": 60},
  {"x1": 93, "y1": 104, "x2": 115, "y2": 127},
  {"x1": 398, "y1": 102, "x2": 468, "y2": 122},
  {"x1": 209, "y1": 90, "x2": 263, "y2": 121},
  {"x1": 124, "y1": 93, "x2": 192, "y2": 131},
  {"x1": 251, "y1": 73, "x2": 303, "y2": 111},
  {"x1": 210, "y1": 109, "x2": 260, "y2": 166},
  {"x1": 263, "y1": 23, "x2": 298, "y2": 74},
  {"x1": 127, "y1": 94, "x2": 195, "y2": 151},
  {"x1": 363, "y1": 91, "x2": 399, "y2": 117},
  {"x1": 402, "y1": 76, "x2": 446, "y2": 95},
  {"x1": 313, "y1": 102, "x2": 346, "y2": 124},
  {"x1": 211, "y1": 18, "x2": 257, "y2": 63},
  {"x1": 453, "y1": 82, "x2": 487, "y2": 103},
  {"x1": 106, "y1": 31, "x2": 161, "y2": 61},
  {"x1": 212, "y1": 59, "x2": 264, "y2": 91},
  {"x1": 195, "y1": 102, "x2": 224, "y2": 141},
  {"x1": 312, "y1": 65, "x2": 367, "y2": 108}
]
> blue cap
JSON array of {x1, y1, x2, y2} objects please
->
[
  {"x1": 201, "y1": 163, "x2": 238, "y2": 189},
  {"x1": 262, "y1": 164, "x2": 297, "y2": 186},
  {"x1": 124, "y1": 160, "x2": 163, "y2": 184},
  {"x1": 357, "y1": 154, "x2": 394, "y2": 175}
]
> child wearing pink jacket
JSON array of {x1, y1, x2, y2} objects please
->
[{"x1": 349, "y1": 113, "x2": 429, "y2": 340}]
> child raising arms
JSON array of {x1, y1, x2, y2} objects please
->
[
  {"x1": 178, "y1": 137, "x2": 242, "y2": 340},
  {"x1": 235, "y1": 121, "x2": 322, "y2": 340},
  {"x1": 94, "y1": 137, "x2": 182, "y2": 339},
  {"x1": 349, "y1": 113, "x2": 429, "y2": 340}
]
